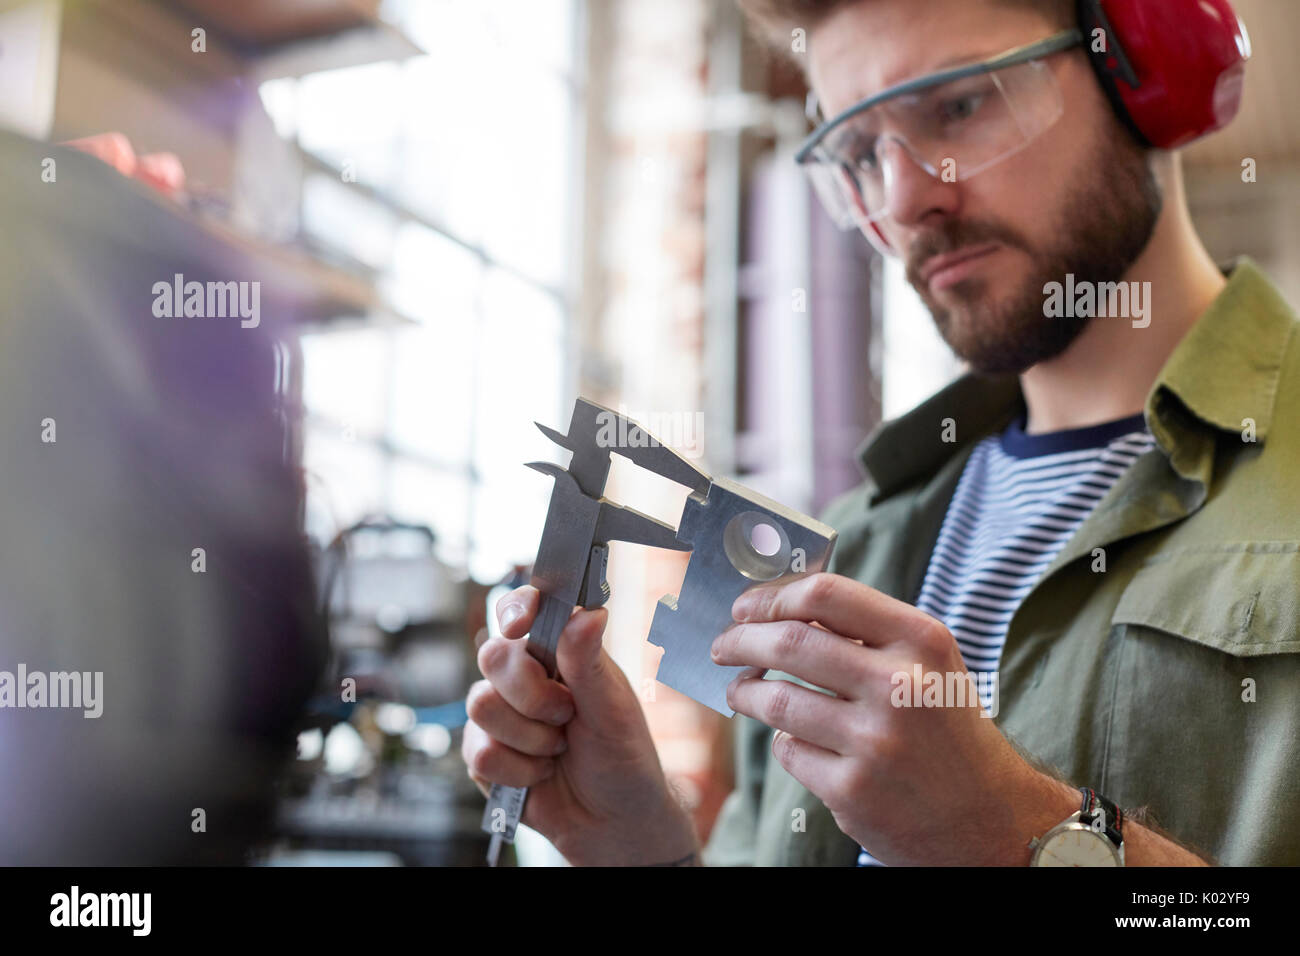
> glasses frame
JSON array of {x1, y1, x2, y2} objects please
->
[{"x1": 795, "y1": 28, "x2": 1085, "y2": 166}]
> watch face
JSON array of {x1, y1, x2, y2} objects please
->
[{"x1": 1033, "y1": 824, "x2": 1122, "y2": 867}]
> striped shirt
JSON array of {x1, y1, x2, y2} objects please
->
[{"x1": 856, "y1": 410, "x2": 1156, "y2": 866}]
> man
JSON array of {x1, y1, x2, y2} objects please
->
[{"x1": 464, "y1": 0, "x2": 1299, "y2": 865}]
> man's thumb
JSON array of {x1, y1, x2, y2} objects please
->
[{"x1": 555, "y1": 607, "x2": 625, "y2": 707}]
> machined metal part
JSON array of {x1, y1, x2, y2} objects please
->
[{"x1": 647, "y1": 476, "x2": 836, "y2": 716}]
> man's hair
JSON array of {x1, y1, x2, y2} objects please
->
[{"x1": 739, "y1": 0, "x2": 1077, "y2": 57}]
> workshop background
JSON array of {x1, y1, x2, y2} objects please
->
[{"x1": 2, "y1": 0, "x2": 1297, "y2": 865}]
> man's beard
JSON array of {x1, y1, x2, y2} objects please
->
[{"x1": 903, "y1": 142, "x2": 1162, "y2": 375}]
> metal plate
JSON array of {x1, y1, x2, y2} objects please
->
[{"x1": 647, "y1": 476, "x2": 837, "y2": 716}]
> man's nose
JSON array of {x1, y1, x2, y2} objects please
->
[{"x1": 879, "y1": 139, "x2": 960, "y2": 227}]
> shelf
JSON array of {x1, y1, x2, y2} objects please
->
[
  {"x1": 192, "y1": 209, "x2": 418, "y2": 330},
  {"x1": 167, "y1": 0, "x2": 424, "y2": 77},
  {"x1": 171, "y1": 0, "x2": 384, "y2": 48},
  {"x1": 21, "y1": 131, "x2": 416, "y2": 330}
]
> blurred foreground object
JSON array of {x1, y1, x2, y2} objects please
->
[{"x1": 0, "y1": 128, "x2": 325, "y2": 864}]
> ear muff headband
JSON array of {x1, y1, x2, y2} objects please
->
[{"x1": 1077, "y1": 0, "x2": 1251, "y2": 150}]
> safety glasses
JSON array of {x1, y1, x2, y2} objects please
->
[{"x1": 796, "y1": 29, "x2": 1084, "y2": 230}]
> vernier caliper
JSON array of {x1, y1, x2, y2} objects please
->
[{"x1": 480, "y1": 398, "x2": 836, "y2": 865}]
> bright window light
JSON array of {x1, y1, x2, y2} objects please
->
[{"x1": 268, "y1": 0, "x2": 581, "y2": 583}]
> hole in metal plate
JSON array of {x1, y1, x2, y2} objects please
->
[{"x1": 724, "y1": 511, "x2": 791, "y2": 581}]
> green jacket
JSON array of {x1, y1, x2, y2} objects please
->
[{"x1": 703, "y1": 258, "x2": 1300, "y2": 866}]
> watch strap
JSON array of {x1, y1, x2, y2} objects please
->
[{"x1": 1078, "y1": 786, "x2": 1124, "y2": 847}]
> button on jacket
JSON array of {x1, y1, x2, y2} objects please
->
[{"x1": 704, "y1": 258, "x2": 1300, "y2": 866}]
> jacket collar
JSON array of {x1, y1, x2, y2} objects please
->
[
  {"x1": 1144, "y1": 257, "x2": 1295, "y2": 472},
  {"x1": 857, "y1": 258, "x2": 1296, "y2": 501},
  {"x1": 857, "y1": 372, "x2": 1021, "y2": 504}
]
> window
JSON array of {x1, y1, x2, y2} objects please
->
[
  {"x1": 261, "y1": 0, "x2": 583, "y2": 580},
  {"x1": 881, "y1": 255, "x2": 964, "y2": 419}
]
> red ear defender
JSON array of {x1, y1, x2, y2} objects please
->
[{"x1": 1077, "y1": 0, "x2": 1251, "y2": 150}]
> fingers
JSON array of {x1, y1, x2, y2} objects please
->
[
  {"x1": 469, "y1": 771, "x2": 491, "y2": 799},
  {"x1": 477, "y1": 633, "x2": 575, "y2": 725},
  {"x1": 726, "y1": 675, "x2": 857, "y2": 753},
  {"x1": 731, "y1": 572, "x2": 922, "y2": 647},
  {"x1": 553, "y1": 607, "x2": 617, "y2": 701},
  {"x1": 712, "y1": 620, "x2": 865, "y2": 698},
  {"x1": 462, "y1": 720, "x2": 556, "y2": 789},
  {"x1": 466, "y1": 679, "x2": 568, "y2": 757},
  {"x1": 552, "y1": 607, "x2": 651, "y2": 736},
  {"x1": 470, "y1": 599, "x2": 595, "y2": 793},
  {"x1": 769, "y1": 728, "x2": 841, "y2": 789},
  {"x1": 496, "y1": 585, "x2": 541, "y2": 639},
  {"x1": 490, "y1": 589, "x2": 623, "y2": 721}
]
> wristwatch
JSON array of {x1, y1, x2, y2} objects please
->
[{"x1": 1029, "y1": 787, "x2": 1125, "y2": 866}]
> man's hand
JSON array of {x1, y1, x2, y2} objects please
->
[
  {"x1": 462, "y1": 585, "x2": 698, "y2": 866},
  {"x1": 711, "y1": 572, "x2": 1079, "y2": 865}
]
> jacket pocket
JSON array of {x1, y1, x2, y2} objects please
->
[
  {"x1": 1102, "y1": 542, "x2": 1300, "y2": 865},
  {"x1": 1110, "y1": 542, "x2": 1300, "y2": 656}
]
